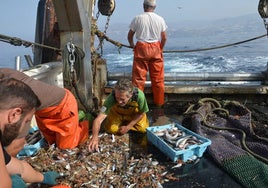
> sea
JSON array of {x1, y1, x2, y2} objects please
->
[{"x1": 1, "y1": 13, "x2": 268, "y2": 74}]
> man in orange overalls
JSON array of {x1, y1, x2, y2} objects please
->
[
  {"x1": 2, "y1": 68, "x2": 88, "y2": 152},
  {"x1": 127, "y1": 0, "x2": 167, "y2": 107}
]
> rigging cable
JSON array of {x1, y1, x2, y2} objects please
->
[
  {"x1": 163, "y1": 34, "x2": 268, "y2": 53},
  {"x1": 93, "y1": 30, "x2": 268, "y2": 53},
  {"x1": 0, "y1": 33, "x2": 61, "y2": 52},
  {"x1": 0, "y1": 32, "x2": 267, "y2": 55}
]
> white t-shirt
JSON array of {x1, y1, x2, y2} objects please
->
[{"x1": 129, "y1": 12, "x2": 167, "y2": 43}]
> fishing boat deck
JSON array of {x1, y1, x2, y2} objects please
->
[
  {"x1": 24, "y1": 99, "x2": 268, "y2": 187},
  {"x1": 23, "y1": 63, "x2": 268, "y2": 187},
  {"x1": 130, "y1": 104, "x2": 243, "y2": 187},
  {"x1": 130, "y1": 99, "x2": 268, "y2": 187}
]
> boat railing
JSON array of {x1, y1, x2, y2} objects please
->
[
  {"x1": 20, "y1": 60, "x2": 268, "y2": 105},
  {"x1": 105, "y1": 70, "x2": 268, "y2": 104},
  {"x1": 107, "y1": 72, "x2": 264, "y2": 82}
]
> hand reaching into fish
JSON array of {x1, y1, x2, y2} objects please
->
[
  {"x1": 88, "y1": 137, "x2": 99, "y2": 152},
  {"x1": 118, "y1": 125, "x2": 130, "y2": 135}
]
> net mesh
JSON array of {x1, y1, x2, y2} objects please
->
[
  {"x1": 184, "y1": 98, "x2": 268, "y2": 187},
  {"x1": 223, "y1": 155, "x2": 268, "y2": 188}
]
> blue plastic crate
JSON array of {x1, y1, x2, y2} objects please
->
[
  {"x1": 17, "y1": 126, "x2": 45, "y2": 158},
  {"x1": 146, "y1": 123, "x2": 211, "y2": 162}
]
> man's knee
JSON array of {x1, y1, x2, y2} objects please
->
[{"x1": 104, "y1": 123, "x2": 119, "y2": 134}]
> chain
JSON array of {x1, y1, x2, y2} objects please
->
[
  {"x1": 96, "y1": 15, "x2": 111, "y2": 55},
  {"x1": 263, "y1": 18, "x2": 268, "y2": 35},
  {"x1": 96, "y1": 11, "x2": 100, "y2": 21},
  {"x1": 67, "y1": 42, "x2": 76, "y2": 73}
]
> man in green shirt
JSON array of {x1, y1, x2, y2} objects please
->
[{"x1": 88, "y1": 79, "x2": 149, "y2": 152}]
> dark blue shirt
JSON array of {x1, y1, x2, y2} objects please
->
[{"x1": 0, "y1": 131, "x2": 11, "y2": 164}]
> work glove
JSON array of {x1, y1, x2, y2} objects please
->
[
  {"x1": 42, "y1": 171, "x2": 60, "y2": 185},
  {"x1": 11, "y1": 174, "x2": 27, "y2": 188}
]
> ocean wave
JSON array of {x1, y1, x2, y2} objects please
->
[{"x1": 104, "y1": 51, "x2": 268, "y2": 73}]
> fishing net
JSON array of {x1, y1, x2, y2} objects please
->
[{"x1": 183, "y1": 98, "x2": 268, "y2": 188}]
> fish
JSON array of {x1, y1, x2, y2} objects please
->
[{"x1": 176, "y1": 135, "x2": 193, "y2": 149}]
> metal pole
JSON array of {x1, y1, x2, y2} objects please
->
[
  {"x1": 15, "y1": 56, "x2": 21, "y2": 71},
  {"x1": 108, "y1": 72, "x2": 264, "y2": 82}
]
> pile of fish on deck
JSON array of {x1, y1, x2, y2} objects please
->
[{"x1": 25, "y1": 132, "x2": 181, "y2": 188}]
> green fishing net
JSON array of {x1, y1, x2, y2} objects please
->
[{"x1": 223, "y1": 155, "x2": 268, "y2": 188}]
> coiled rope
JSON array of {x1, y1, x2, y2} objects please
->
[{"x1": 184, "y1": 98, "x2": 268, "y2": 164}]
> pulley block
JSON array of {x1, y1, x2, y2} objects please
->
[
  {"x1": 258, "y1": 0, "x2": 268, "y2": 18},
  {"x1": 98, "y1": 0, "x2": 115, "y2": 16}
]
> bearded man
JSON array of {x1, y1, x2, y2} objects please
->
[{"x1": 0, "y1": 76, "x2": 59, "y2": 188}]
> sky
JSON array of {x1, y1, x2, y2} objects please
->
[
  {"x1": 110, "y1": 0, "x2": 260, "y2": 22},
  {"x1": 0, "y1": 0, "x2": 263, "y2": 67},
  {"x1": 0, "y1": 0, "x2": 262, "y2": 42}
]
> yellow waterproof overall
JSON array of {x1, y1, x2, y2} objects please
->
[{"x1": 104, "y1": 101, "x2": 149, "y2": 134}]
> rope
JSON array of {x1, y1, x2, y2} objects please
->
[
  {"x1": 1, "y1": 31, "x2": 266, "y2": 55},
  {"x1": 164, "y1": 34, "x2": 268, "y2": 53},
  {"x1": 0, "y1": 33, "x2": 61, "y2": 51},
  {"x1": 94, "y1": 30, "x2": 268, "y2": 53},
  {"x1": 198, "y1": 97, "x2": 222, "y2": 108},
  {"x1": 95, "y1": 29, "x2": 130, "y2": 49},
  {"x1": 184, "y1": 98, "x2": 268, "y2": 164},
  {"x1": 203, "y1": 108, "x2": 268, "y2": 164}
]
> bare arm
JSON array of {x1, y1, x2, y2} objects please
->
[
  {"x1": 160, "y1": 31, "x2": 167, "y2": 50},
  {"x1": 118, "y1": 112, "x2": 145, "y2": 135},
  {"x1": 5, "y1": 137, "x2": 26, "y2": 157},
  {"x1": 0, "y1": 145, "x2": 12, "y2": 188},
  {"x1": 88, "y1": 113, "x2": 107, "y2": 152},
  {"x1": 127, "y1": 30, "x2": 135, "y2": 48},
  {"x1": 6, "y1": 157, "x2": 44, "y2": 183}
]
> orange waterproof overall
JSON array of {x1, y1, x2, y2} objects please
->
[
  {"x1": 35, "y1": 89, "x2": 88, "y2": 149},
  {"x1": 104, "y1": 101, "x2": 149, "y2": 134},
  {"x1": 132, "y1": 41, "x2": 165, "y2": 106}
]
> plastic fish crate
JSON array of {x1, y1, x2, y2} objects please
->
[
  {"x1": 146, "y1": 123, "x2": 211, "y2": 162},
  {"x1": 17, "y1": 126, "x2": 45, "y2": 159}
]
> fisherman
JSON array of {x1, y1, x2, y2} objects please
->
[
  {"x1": 127, "y1": 0, "x2": 167, "y2": 108},
  {"x1": 88, "y1": 78, "x2": 149, "y2": 152},
  {"x1": 0, "y1": 77, "x2": 59, "y2": 187},
  {"x1": 1, "y1": 68, "x2": 89, "y2": 154}
]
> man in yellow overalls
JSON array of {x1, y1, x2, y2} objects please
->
[{"x1": 88, "y1": 79, "x2": 149, "y2": 152}]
